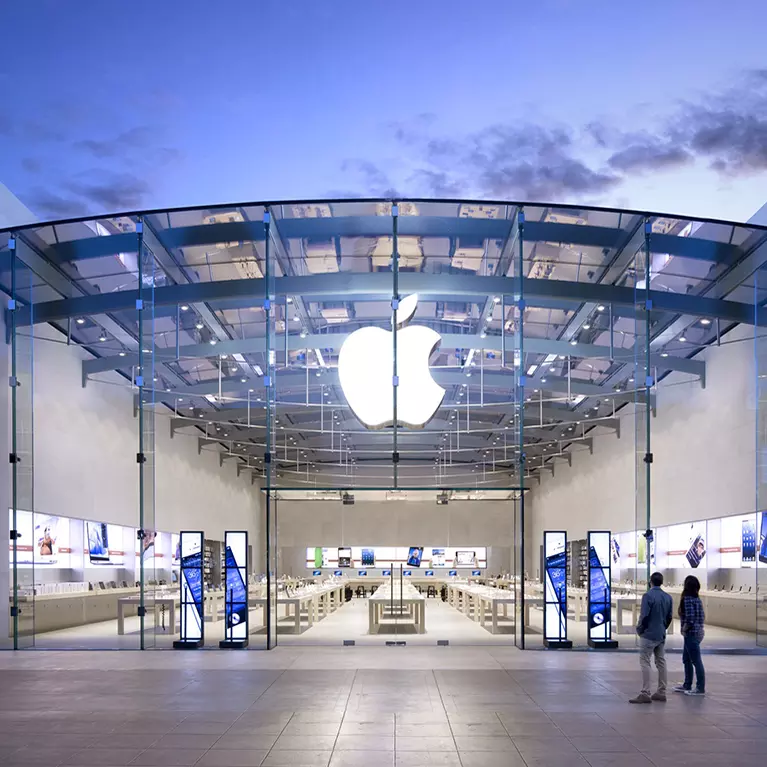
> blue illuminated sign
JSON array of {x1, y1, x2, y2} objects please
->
[
  {"x1": 543, "y1": 530, "x2": 571, "y2": 648},
  {"x1": 382, "y1": 569, "x2": 391, "y2": 576},
  {"x1": 358, "y1": 570, "x2": 367, "y2": 576},
  {"x1": 587, "y1": 531, "x2": 615, "y2": 647},
  {"x1": 471, "y1": 569, "x2": 481, "y2": 576},
  {"x1": 403, "y1": 570, "x2": 412, "y2": 576},
  {"x1": 448, "y1": 569, "x2": 457, "y2": 576},
  {"x1": 425, "y1": 570, "x2": 434, "y2": 576},
  {"x1": 312, "y1": 569, "x2": 321, "y2": 576},
  {"x1": 334, "y1": 570, "x2": 342, "y2": 576}
]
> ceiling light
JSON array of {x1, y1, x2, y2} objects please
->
[
  {"x1": 118, "y1": 351, "x2": 126, "y2": 357},
  {"x1": 220, "y1": 354, "x2": 228, "y2": 359},
  {"x1": 248, "y1": 388, "x2": 254, "y2": 393},
  {"x1": 527, "y1": 364, "x2": 538, "y2": 376},
  {"x1": 540, "y1": 378, "x2": 547, "y2": 383},
  {"x1": 480, "y1": 332, "x2": 487, "y2": 339},
  {"x1": 570, "y1": 339, "x2": 577, "y2": 346},
  {"x1": 492, "y1": 296, "x2": 501, "y2": 304},
  {"x1": 597, "y1": 305, "x2": 605, "y2": 312},
  {"x1": 700, "y1": 318, "x2": 711, "y2": 326},
  {"x1": 209, "y1": 339, "x2": 217, "y2": 346},
  {"x1": 629, "y1": 377, "x2": 635, "y2": 382},
  {"x1": 661, "y1": 352, "x2": 669, "y2": 358},
  {"x1": 76, "y1": 318, "x2": 85, "y2": 325},
  {"x1": 98, "y1": 333, "x2": 107, "y2": 342},
  {"x1": 293, "y1": 316, "x2": 300, "y2": 322},
  {"x1": 180, "y1": 304, "x2": 189, "y2": 311},
  {"x1": 240, "y1": 377, "x2": 247, "y2": 383},
  {"x1": 195, "y1": 322, "x2": 204, "y2": 330},
  {"x1": 679, "y1": 335, "x2": 687, "y2": 343},
  {"x1": 582, "y1": 323, "x2": 591, "y2": 330},
  {"x1": 300, "y1": 331, "x2": 308, "y2": 339}
]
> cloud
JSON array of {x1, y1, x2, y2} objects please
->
[
  {"x1": 75, "y1": 126, "x2": 155, "y2": 158},
  {"x1": 341, "y1": 159, "x2": 400, "y2": 196},
  {"x1": 607, "y1": 137, "x2": 693, "y2": 173},
  {"x1": 26, "y1": 169, "x2": 152, "y2": 219},
  {"x1": 341, "y1": 68, "x2": 767, "y2": 202}
]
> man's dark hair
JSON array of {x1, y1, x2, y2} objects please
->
[{"x1": 650, "y1": 572, "x2": 663, "y2": 587}]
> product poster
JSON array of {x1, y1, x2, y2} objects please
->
[
  {"x1": 543, "y1": 531, "x2": 568, "y2": 642},
  {"x1": 9, "y1": 510, "x2": 72, "y2": 568}
]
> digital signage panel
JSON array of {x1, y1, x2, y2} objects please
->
[
  {"x1": 543, "y1": 531, "x2": 571, "y2": 648},
  {"x1": 587, "y1": 531, "x2": 617, "y2": 648},
  {"x1": 174, "y1": 531, "x2": 204, "y2": 648}
]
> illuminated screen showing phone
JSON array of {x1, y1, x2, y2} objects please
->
[
  {"x1": 759, "y1": 513, "x2": 767, "y2": 564},
  {"x1": 544, "y1": 550, "x2": 567, "y2": 640},
  {"x1": 361, "y1": 548, "x2": 375, "y2": 567},
  {"x1": 181, "y1": 551, "x2": 203, "y2": 636},
  {"x1": 588, "y1": 546, "x2": 610, "y2": 638},
  {"x1": 742, "y1": 521, "x2": 756, "y2": 562},
  {"x1": 338, "y1": 548, "x2": 352, "y2": 568},
  {"x1": 224, "y1": 546, "x2": 248, "y2": 634},
  {"x1": 686, "y1": 533, "x2": 706, "y2": 568}
]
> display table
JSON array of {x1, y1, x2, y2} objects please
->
[
  {"x1": 117, "y1": 596, "x2": 176, "y2": 635},
  {"x1": 446, "y1": 582, "x2": 514, "y2": 634},
  {"x1": 368, "y1": 583, "x2": 426, "y2": 634},
  {"x1": 248, "y1": 582, "x2": 345, "y2": 635}
]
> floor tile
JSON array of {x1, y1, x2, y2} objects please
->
[
  {"x1": 394, "y1": 754, "x2": 462, "y2": 767},
  {"x1": 261, "y1": 752, "x2": 331, "y2": 767},
  {"x1": 329, "y1": 751, "x2": 394, "y2": 767},
  {"x1": 129, "y1": 749, "x2": 207, "y2": 767},
  {"x1": 272, "y1": 736, "x2": 337, "y2": 751},
  {"x1": 333, "y1": 735, "x2": 393, "y2": 750},
  {"x1": 394, "y1": 738, "x2": 456, "y2": 752},
  {"x1": 196, "y1": 750, "x2": 269, "y2": 767}
]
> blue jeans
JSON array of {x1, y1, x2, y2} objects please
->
[{"x1": 682, "y1": 634, "x2": 705, "y2": 692}]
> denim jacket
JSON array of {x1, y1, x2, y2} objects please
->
[{"x1": 636, "y1": 586, "x2": 673, "y2": 642}]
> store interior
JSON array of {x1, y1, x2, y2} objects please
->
[{"x1": 2, "y1": 199, "x2": 767, "y2": 652}]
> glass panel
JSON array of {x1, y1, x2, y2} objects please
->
[
  {"x1": 10, "y1": 237, "x2": 35, "y2": 648},
  {"x1": 634, "y1": 218, "x2": 652, "y2": 650},
  {"x1": 137, "y1": 221, "x2": 159, "y2": 648},
  {"x1": 757, "y1": 268, "x2": 767, "y2": 648}
]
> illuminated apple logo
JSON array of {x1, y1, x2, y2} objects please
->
[{"x1": 338, "y1": 294, "x2": 445, "y2": 429}]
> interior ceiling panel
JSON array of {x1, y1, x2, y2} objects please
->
[{"x1": 10, "y1": 196, "x2": 763, "y2": 487}]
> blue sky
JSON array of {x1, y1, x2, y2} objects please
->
[{"x1": 2, "y1": 0, "x2": 767, "y2": 222}]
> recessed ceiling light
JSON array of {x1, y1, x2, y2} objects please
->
[
  {"x1": 76, "y1": 317, "x2": 85, "y2": 325},
  {"x1": 248, "y1": 388, "x2": 254, "y2": 393},
  {"x1": 118, "y1": 351, "x2": 126, "y2": 357},
  {"x1": 178, "y1": 398, "x2": 184, "y2": 402},
  {"x1": 180, "y1": 305, "x2": 189, "y2": 311},
  {"x1": 679, "y1": 335, "x2": 687, "y2": 343},
  {"x1": 570, "y1": 339, "x2": 577, "y2": 346},
  {"x1": 629, "y1": 377, "x2": 635, "y2": 382},
  {"x1": 209, "y1": 339, "x2": 217, "y2": 346},
  {"x1": 98, "y1": 334, "x2": 107, "y2": 342},
  {"x1": 293, "y1": 316, "x2": 300, "y2": 322},
  {"x1": 240, "y1": 377, "x2": 247, "y2": 383},
  {"x1": 195, "y1": 322, "x2": 204, "y2": 330},
  {"x1": 582, "y1": 323, "x2": 591, "y2": 330},
  {"x1": 541, "y1": 378, "x2": 547, "y2": 383},
  {"x1": 700, "y1": 318, "x2": 711, "y2": 326},
  {"x1": 661, "y1": 352, "x2": 669, "y2": 358}
]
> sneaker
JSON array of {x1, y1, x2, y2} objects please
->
[
  {"x1": 685, "y1": 689, "x2": 705, "y2": 697},
  {"x1": 629, "y1": 693, "x2": 653, "y2": 704},
  {"x1": 673, "y1": 684, "x2": 690, "y2": 693},
  {"x1": 651, "y1": 692, "x2": 667, "y2": 702}
]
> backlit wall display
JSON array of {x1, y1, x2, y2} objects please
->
[
  {"x1": 667, "y1": 522, "x2": 707, "y2": 569},
  {"x1": 175, "y1": 531, "x2": 204, "y2": 647},
  {"x1": 8, "y1": 511, "x2": 73, "y2": 568},
  {"x1": 587, "y1": 531, "x2": 616, "y2": 647},
  {"x1": 84, "y1": 522, "x2": 127, "y2": 566},
  {"x1": 543, "y1": 531, "x2": 570, "y2": 648},
  {"x1": 304, "y1": 545, "x2": 487, "y2": 569},
  {"x1": 221, "y1": 531, "x2": 248, "y2": 647}
]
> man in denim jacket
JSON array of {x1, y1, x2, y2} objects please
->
[{"x1": 629, "y1": 572, "x2": 673, "y2": 704}]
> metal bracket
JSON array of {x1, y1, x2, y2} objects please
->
[
  {"x1": 643, "y1": 452, "x2": 653, "y2": 464},
  {"x1": 136, "y1": 453, "x2": 146, "y2": 464}
]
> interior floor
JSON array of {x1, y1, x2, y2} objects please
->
[
  {"x1": 23, "y1": 596, "x2": 757, "y2": 651},
  {"x1": 1, "y1": 646, "x2": 766, "y2": 767}
]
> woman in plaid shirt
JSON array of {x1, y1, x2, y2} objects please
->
[{"x1": 674, "y1": 575, "x2": 706, "y2": 696}]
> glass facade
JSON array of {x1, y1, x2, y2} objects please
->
[{"x1": 1, "y1": 198, "x2": 765, "y2": 650}]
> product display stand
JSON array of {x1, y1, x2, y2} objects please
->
[
  {"x1": 543, "y1": 530, "x2": 572, "y2": 649},
  {"x1": 587, "y1": 530, "x2": 618, "y2": 649},
  {"x1": 174, "y1": 531, "x2": 204, "y2": 649},
  {"x1": 220, "y1": 531, "x2": 249, "y2": 648}
]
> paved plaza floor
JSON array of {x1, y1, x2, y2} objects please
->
[{"x1": 1, "y1": 646, "x2": 766, "y2": 766}]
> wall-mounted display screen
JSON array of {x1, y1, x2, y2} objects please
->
[
  {"x1": 358, "y1": 570, "x2": 367, "y2": 576},
  {"x1": 312, "y1": 569, "x2": 322, "y2": 576},
  {"x1": 87, "y1": 522, "x2": 110, "y2": 563},
  {"x1": 334, "y1": 570, "x2": 343, "y2": 576},
  {"x1": 337, "y1": 547, "x2": 352, "y2": 568},
  {"x1": 760, "y1": 512, "x2": 767, "y2": 564},
  {"x1": 742, "y1": 520, "x2": 756, "y2": 563},
  {"x1": 425, "y1": 570, "x2": 434, "y2": 576},
  {"x1": 406, "y1": 547, "x2": 424, "y2": 567},
  {"x1": 543, "y1": 531, "x2": 568, "y2": 643},
  {"x1": 304, "y1": 545, "x2": 487, "y2": 569},
  {"x1": 449, "y1": 569, "x2": 458, "y2": 576}
]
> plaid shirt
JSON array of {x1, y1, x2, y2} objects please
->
[{"x1": 681, "y1": 596, "x2": 705, "y2": 639}]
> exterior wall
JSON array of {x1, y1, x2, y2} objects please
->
[{"x1": 530, "y1": 325, "x2": 755, "y2": 575}]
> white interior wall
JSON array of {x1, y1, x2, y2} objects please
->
[
  {"x1": 276, "y1": 499, "x2": 517, "y2": 575},
  {"x1": 531, "y1": 326, "x2": 755, "y2": 577},
  {"x1": 5, "y1": 323, "x2": 262, "y2": 588}
]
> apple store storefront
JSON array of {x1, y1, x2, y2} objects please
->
[{"x1": 2, "y1": 197, "x2": 767, "y2": 652}]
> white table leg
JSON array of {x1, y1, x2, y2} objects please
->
[{"x1": 117, "y1": 601, "x2": 125, "y2": 636}]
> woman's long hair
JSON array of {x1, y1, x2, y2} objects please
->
[{"x1": 678, "y1": 575, "x2": 701, "y2": 618}]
